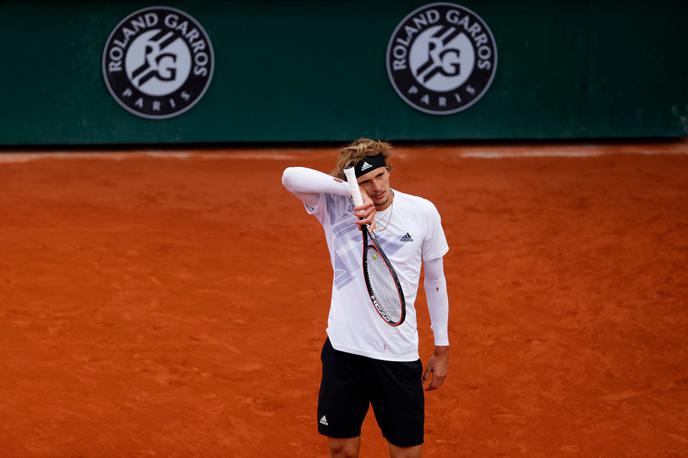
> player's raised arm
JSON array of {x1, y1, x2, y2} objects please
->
[
  {"x1": 281, "y1": 166, "x2": 350, "y2": 205},
  {"x1": 281, "y1": 166, "x2": 376, "y2": 227},
  {"x1": 422, "y1": 256, "x2": 450, "y2": 391}
]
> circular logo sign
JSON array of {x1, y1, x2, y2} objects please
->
[
  {"x1": 386, "y1": 3, "x2": 497, "y2": 115},
  {"x1": 102, "y1": 7, "x2": 214, "y2": 119}
]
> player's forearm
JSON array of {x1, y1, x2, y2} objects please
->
[
  {"x1": 281, "y1": 167, "x2": 351, "y2": 196},
  {"x1": 423, "y1": 257, "x2": 449, "y2": 346}
]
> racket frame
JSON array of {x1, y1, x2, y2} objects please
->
[{"x1": 343, "y1": 167, "x2": 406, "y2": 326}]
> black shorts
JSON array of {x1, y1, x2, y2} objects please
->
[{"x1": 317, "y1": 338, "x2": 424, "y2": 447}]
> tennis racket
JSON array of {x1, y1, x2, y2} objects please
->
[{"x1": 343, "y1": 167, "x2": 406, "y2": 326}]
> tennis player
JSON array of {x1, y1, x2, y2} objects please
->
[{"x1": 281, "y1": 138, "x2": 450, "y2": 458}]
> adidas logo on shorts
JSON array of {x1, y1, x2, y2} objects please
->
[
  {"x1": 360, "y1": 161, "x2": 372, "y2": 171},
  {"x1": 400, "y1": 232, "x2": 413, "y2": 242},
  {"x1": 319, "y1": 415, "x2": 329, "y2": 426}
]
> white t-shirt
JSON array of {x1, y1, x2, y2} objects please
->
[{"x1": 306, "y1": 189, "x2": 449, "y2": 361}]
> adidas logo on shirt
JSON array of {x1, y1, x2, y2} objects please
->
[
  {"x1": 360, "y1": 161, "x2": 372, "y2": 171},
  {"x1": 319, "y1": 415, "x2": 329, "y2": 426},
  {"x1": 400, "y1": 232, "x2": 413, "y2": 242}
]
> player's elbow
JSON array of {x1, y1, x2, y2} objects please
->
[
  {"x1": 424, "y1": 272, "x2": 445, "y2": 285},
  {"x1": 281, "y1": 167, "x2": 297, "y2": 191},
  {"x1": 424, "y1": 275, "x2": 447, "y2": 296}
]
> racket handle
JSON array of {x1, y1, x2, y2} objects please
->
[{"x1": 343, "y1": 167, "x2": 364, "y2": 207}]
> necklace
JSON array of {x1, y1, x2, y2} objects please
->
[{"x1": 374, "y1": 191, "x2": 395, "y2": 232}]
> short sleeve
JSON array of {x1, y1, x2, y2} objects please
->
[
  {"x1": 307, "y1": 192, "x2": 352, "y2": 229},
  {"x1": 422, "y1": 200, "x2": 449, "y2": 261},
  {"x1": 305, "y1": 192, "x2": 327, "y2": 223}
]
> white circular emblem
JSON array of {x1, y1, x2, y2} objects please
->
[
  {"x1": 387, "y1": 3, "x2": 497, "y2": 115},
  {"x1": 102, "y1": 7, "x2": 214, "y2": 119}
]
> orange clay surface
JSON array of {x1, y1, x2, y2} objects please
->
[{"x1": 0, "y1": 142, "x2": 687, "y2": 457}]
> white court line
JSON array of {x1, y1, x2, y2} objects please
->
[
  {"x1": 460, "y1": 151, "x2": 604, "y2": 158},
  {"x1": 0, "y1": 146, "x2": 685, "y2": 164},
  {"x1": 0, "y1": 151, "x2": 300, "y2": 163},
  {"x1": 460, "y1": 149, "x2": 688, "y2": 159},
  {"x1": 0, "y1": 152, "x2": 184, "y2": 163}
]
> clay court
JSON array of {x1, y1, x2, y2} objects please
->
[{"x1": 1, "y1": 142, "x2": 686, "y2": 457}]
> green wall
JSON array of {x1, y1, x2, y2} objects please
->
[{"x1": 0, "y1": 1, "x2": 686, "y2": 146}]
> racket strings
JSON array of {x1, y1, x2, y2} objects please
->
[{"x1": 365, "y1": 247, "x2": 404, "y2": 323}]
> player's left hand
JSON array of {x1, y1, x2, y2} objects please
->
[{"x1": 423, "y1": 346, "x2": 449, "y2": 391}]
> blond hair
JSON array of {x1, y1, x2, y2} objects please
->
[{"x1": 332, "y1": 138, "x2": 393, "y2": 179}]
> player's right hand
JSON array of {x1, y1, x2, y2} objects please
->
[{"x1": 353, "y1": 188, "x2": 376, "y2": 231}]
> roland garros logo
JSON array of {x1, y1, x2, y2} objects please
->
[
  {"x1": 386, "y1": 3, "x2": 497, "y2": 115},
  {"x1": 102, "y1": 7, "x2": 214, "y2": 119}
]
